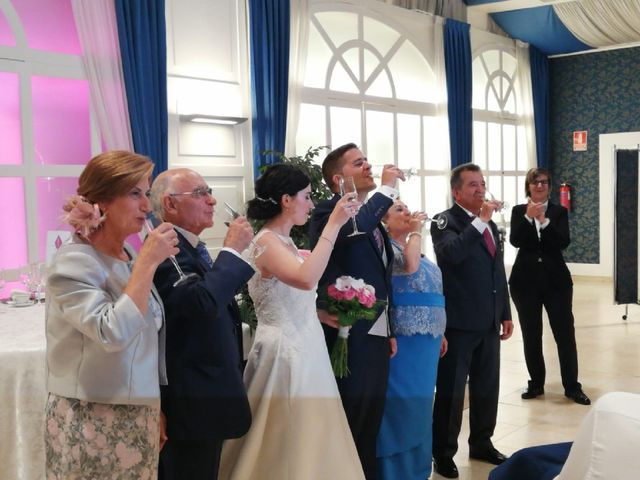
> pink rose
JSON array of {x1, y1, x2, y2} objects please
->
[
  {"x1": 357, "y1": 290, "x2": 376, "y2": 308},
  {"x1": 328, "y1": 284, "x2": 344, "y2": 300},
  {"x1": 342, "y1": 288, "x2": 356, "y2": 300}
]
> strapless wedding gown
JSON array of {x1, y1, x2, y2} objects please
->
[{"x1": 219, "y1": 231, "x2": 364, "y2": 480}]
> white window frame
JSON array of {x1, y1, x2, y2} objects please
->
[{"x1": 0, "y1": 0, "x2": 98, "y2": 271}]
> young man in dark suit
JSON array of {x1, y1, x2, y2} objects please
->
[
  {"x1": 309, "y1": 143, "x2": 403, "y2": 479},
  {"x1": 150, "y1": 168, "x2": 255, "y2": 480},
  {"x1": 430, "y1": 163, "x2": 513, "y2": 479},
  {"x1": 509, "y1": 167, "x2": 589, "y2": 405}
]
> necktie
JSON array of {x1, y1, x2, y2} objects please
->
[
  {"x1": 196, "y1": 241, "x2": 214, "y2": 268},
  {"x1": 373, "y1": 227, "x2": 384, "y2": 254},
  {"x1": 483, "y1": 228, "x2": 496, "y2": 258}
]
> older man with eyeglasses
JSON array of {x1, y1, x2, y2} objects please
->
[{"x1": 149, "y1": 168, "x2": 255, "y2": 480}]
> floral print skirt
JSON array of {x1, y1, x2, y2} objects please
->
[{"x1": 45, "y1": 393, "x2": 160, "y2": 480}]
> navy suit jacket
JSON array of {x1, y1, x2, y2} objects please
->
[
  {"x1": 154, "y1": 233, "x2": 254, "y2": 441},
  {"x1": 509, "y1": 202, "x2": 572, "y2": 292},
  {"x1": 309, "y1": 192, "x2": 395, "y2": 339},
  {"x1": 431, "y1": 203, "x2": 511, "y2": 332}
]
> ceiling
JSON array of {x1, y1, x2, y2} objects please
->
[{"x1": 464, "y1": 0, "x2": 640, "y2": 56}]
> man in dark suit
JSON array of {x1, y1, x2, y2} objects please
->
[
  {"x1": 509, "y1": 167, "x2": 590, "y2": 405},
  {"x1": 309, "y1": 143, "x2": 403, "y2": 479},
  {"x1": 150, "y1": 168, "x2": 255, "y2": 480},
  {"x1": 430, "y1": 163, "x2": 513, "y2": 479}
]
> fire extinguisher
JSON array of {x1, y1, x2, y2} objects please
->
[{"x1": 559, "y1": 183, "x2": 572, "y2": 211}]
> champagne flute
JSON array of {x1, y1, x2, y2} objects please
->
[
  {"x1": 485, "y1": 191, "x2": 509, "y2": 213},
  {"x1": 424, "y1": 213, "x2": 448, "y2": 230},
  {"x1": 144, "y1": 213, "x2": 198, "y2": 287},
  {"x1": 337, "y1": 176, "x2": 365, "y2": 237},
  {"x1": 222, "y1": 202, "x2": 266, "y2": 260},
  {"x1": 371, "y1": 165, "x2": 418, "y2": 179}
]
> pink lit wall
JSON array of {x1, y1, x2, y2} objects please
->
[
  {"x1": 0, "y1": 72, "x2": 22, "y2": 164},
  {"x1": 36, "y1": 177, "x2": 77, "y2": 261},
  {"x1": 0, "y1": 10, "x2": 15, "y2": 46},
  {"x1": 12, "y1": 0, "x2": 81, "y2": 54},
  {"x1": 0, "y1": 178, "x2": 28, "y2": 269},
  {"x1": 32, "y1": 76, "x2": 91, "y2": 165}
]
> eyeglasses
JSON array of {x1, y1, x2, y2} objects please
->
[
  {"x1": 530, "y1": 180, "x2": 550, "y2": 186},
  {"x1": 169, "y1": 186, "x2": 213, "y2": 198}
]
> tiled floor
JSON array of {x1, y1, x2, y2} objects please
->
[{"x1": 438, "y1": 278, "x2": 640, "y2": 479}]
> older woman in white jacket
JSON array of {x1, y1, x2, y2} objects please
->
[{"x1": 45, "y1": 151, "x2": 178, "y2": 479}]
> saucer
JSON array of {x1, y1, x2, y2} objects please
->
[{"x1": 6, "y1": 300, "x2": 37, "y2": 307}]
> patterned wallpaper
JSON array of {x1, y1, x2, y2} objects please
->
[{"x1": 549, "y1": 47, "x2": 640, "y2": 264}]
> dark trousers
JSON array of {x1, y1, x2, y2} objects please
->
[
  {"x1": 432, "y1": 328, "x2": 500, "y2": 458},
  {"x1": 511, "y1": 282, "x2": 580, "y2": 394},
  {"x1": 328, "y1": 326, "x2": 390, "y2": 480},
  {"x1": 159, "y1": 438, "x2": 223, "y2": 480}
]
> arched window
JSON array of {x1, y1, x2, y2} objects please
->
[
  {"x1": 0, "y1": 0, "x2": 95, "y2": 278},
  {"x1": 295, "y1": 0, "x2": 450, "y2": 257},
  {"x1": 472, "y1": 41, "x2": 531, "y2": 264}
]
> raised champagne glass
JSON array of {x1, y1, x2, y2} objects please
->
[
  {"x1": 144, "y1": 213, "x2": 198, "y2": 287},
  {"x1": 337, "y1": 176, "x2": 365, "y2": 237}
]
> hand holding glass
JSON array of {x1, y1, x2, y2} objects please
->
[
  {"x1": 337, "y1": 176, "x2": 365, "y2": 237},
  {"x1": 418, "y1": 212, "x2": 448, "y2": 230},
  {"x1": 144, "y1": 214, "x2": 198, "y2": 287},
  {"x1": 485, "y1": 191, "x2": 509, "y2": 213},
  {"x1": 222, "y1": 202, "x2": 266, "y2": 260}
]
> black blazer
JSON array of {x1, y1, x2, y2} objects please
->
[
  {"x1": 509, "y1": 202, "x2": 572, "y2": 292},
  {"x1": 309, "y1": 192, "x2": 395, "y2": 338},
  {"x1": 431, "y1": 203, "x2": 511, "y2": 332},
  {"x1": 154, "y1": 233, "x2": 254, "y2": 441}
]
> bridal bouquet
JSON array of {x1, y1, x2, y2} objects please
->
[{"x1": 325, "y1": 276, "x2": 386, "y2": 378}]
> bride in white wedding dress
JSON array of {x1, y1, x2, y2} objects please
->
[{"x1": 219, "y1": 164, "x2": 365, "y2": 480}]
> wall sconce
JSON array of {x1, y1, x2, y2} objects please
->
[{"x1": 179, "y1": 114, "x2": 248, "y2": 125}]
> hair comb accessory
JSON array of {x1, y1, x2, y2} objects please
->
[
  {"x1": 256, "y1": 196, "x2": 278, "y2": 205},
  {"x1": 61, "y1": 194, "x2": 106, "y2": 238}
]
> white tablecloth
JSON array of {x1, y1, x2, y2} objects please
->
[{"x1": 0, "y1": 301, "x2": 46, "y2": 480}]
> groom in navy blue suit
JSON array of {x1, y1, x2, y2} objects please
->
[
  {"x1": 309, "y1": 143, "x2": 404, "y2": 479},
  {"x1": 151, "y1": 168, "x2": 255, "y2": 480}
]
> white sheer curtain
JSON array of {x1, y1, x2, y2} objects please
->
[
  {"x1": 515, "y1": 40, "x2": 536, "y2": 170},
  {"x1": 71, "y1": 0, "x2": 133, "y2": 151},
  {"x1": 285, "y1": 0, "x2": 310, "y2": 156},
  {"x1": 433, "y1": 15, "x2": 451, "y2": 175},
  {"x1": 554, "y1": 0, "x2": 640, "y2": 48},
  {"x1": 378, "y1": 0, "x2": 466, "y2": 21}
]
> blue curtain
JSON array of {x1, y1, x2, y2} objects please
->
[
  {"x1": 444, "y1": 19, "x2": 472, "y2": 168},
  {"x1": 115, "y1": 0, "x2": 168, "y2": 177},
  {"x1": 248, "y1": 0, "x2": 290, "y2": 177},
  {"x1": 530, "y1": 45, "x2": 549, "y2": 168}
]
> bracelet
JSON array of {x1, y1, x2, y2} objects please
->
[
  {"x1": 406, "y1": 231, "x2": 422, "y2": 242},
  {"x1": 320, "y1": 235, "x2": 335, "y2": 247}
]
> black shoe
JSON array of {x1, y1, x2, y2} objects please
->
[
  {"x1": 469, "y1": 447, "x2": 508, "y2": 465},
  {"x1": 521, "y1": 385, "x2": 544, "y2": 399},
  {"x1": 433, "y1": 456, "x2": 459, "y2": 478},
  {"x1": 565, "y1": 389, "x2": 591, "y2": 405}
]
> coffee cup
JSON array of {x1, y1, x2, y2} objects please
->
[{"x1": 11, "y1": 290, "x2": 31, "y2": 305}]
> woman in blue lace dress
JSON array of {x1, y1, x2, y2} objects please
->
[{"x1": 376, "y1": 200, "x2": 448, "y2": 480}]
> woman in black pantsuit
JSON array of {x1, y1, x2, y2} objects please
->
[{"x1": 509, "y1": 168, "x2": 590, "y2": 405}]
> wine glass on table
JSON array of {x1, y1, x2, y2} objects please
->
[
  {"x1": 337, "y1": 176, "x2": 365, "y2": 237},
  {"x1": 144, "y1": 213, "x2": 199, "y2": 287}
]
